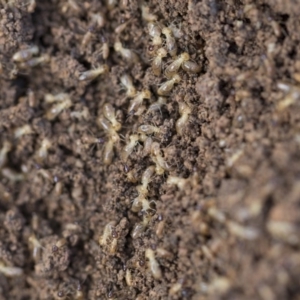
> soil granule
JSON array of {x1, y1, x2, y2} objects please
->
[{"x1": 0, "y1": 0, "x2": 300, "y2": 299}]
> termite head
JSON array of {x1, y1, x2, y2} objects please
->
[
  {"x1": 114, "y1": 41, "x2": 123, "y2": 52},
  {"x1": 172, "y1": 74, "x2": 181, "y2": 83},
  {"x1": 142, "y1": 89, "x2": 151, "y2": 99},
  {"x1": 179, "y1": 52, "x2": 190, "y2": 61}
]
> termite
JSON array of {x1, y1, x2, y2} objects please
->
[
  {"x1": 106, "y1": 0, "x2": 116, "y2": 9},
  {"x1": 14, "y1": 124, "x2": 33, "y2": 139},
  {"x1": 152, "y1": 47, "x2": 167, "y2": 76},
  {"x1": 78, "y1": 64, "x2": 109, "y2": 81},
  {"x1": 141, "y1": 165, "x2": 155, "y2": 192},
  {"x1": 13, "y1": 45, "x2": 39, "y2": 62},
  {"x1": 81, "y1": 27, "x2": 95, "y2": 48},
  {"x1": 75, "y1": 281, "x2": 84, "y2": 300},
  {"x1": 70, "y1": 107, "x2": 90, "y2": 120},
  {"x1": 0, "y1": 141, "x2": 12, "y2": 169},
  {"x1": 90, "y1": 13, "x2": 105, "y2": 28},
  {"x1": 162, "y1": 27, "x2": 177, "y2": 57},
  {"x1": 0, "y1": 262, "x2": 23, "y2": 277},
  {"x1": 37, "y1": 138, "x2": 51, "y2": 161},
  {"x1": 27, "y1": 0, "x2": 36, "y2": 13},
  {"x1": 121, "y1": 134, "x2": 139, "y2": 161},
  {"x1": 145, "y1": 248, "x2": 162, "y2": 279},
  {"x1": 125, "y1": 269, "x2": 133, "y2": 286},
  {"x1": 181, "y1": 60, "x2": 201, "y2": 74},
  {"x1": 148, "y1": 22, "x2": 162, "y2": 46},
  {"x1": 131, "y1": 222, "x2": 146, "y2": 239},
  {"x1": 45, "y1": 93, "x2": 69, "y2": 103},
  {"x1": 157, "y1": 74, "x2": 181, "y2": 96},
  {"x1": 80, "y1": 134, "x2": 105, "y2": 150},
  {"x1": 103, "y1": 103, "x2": 122, "y2": 131},
  {"x1": 276, "y1": 82, "x2": 300, "y2": 111},
  {"x1": 28, "y1": 235, "x2": 44, "y2": 260},
  {"x1": 166, "y1": 176, "x2": 187, "y2": 190},
  {"x1": 169, "y1": 22, "x2": 183, "y2": 39},
  {"x1": 151, "y1": 142, "x2": 171, "y2": 174},
  {"x1": 46, "y1": 98, "x2": 72, "y2": 120},
  {"x1": 143, "y1": 136, "x2": 153, "y2": 155},
  {"x1": 141, "y1": 5, "x2": 157, "y2": 22},
  {"x1": 114, "y1": 42, "x2": 139, "y2": 64},
  {"x1": 147, "y1": 97, "x2": 167, "y2": 113},
  {"x1": 138, "y1": 124, "x2": 160, "y2": 135},
  {"x1": 128, "y1": 89, "x2": 151, "y2": 114},
  {"x1": 100, "y1": 35, "x2": 110, "y2": 60},
  {"x1": 114, "y1": 18, "x2": 131, "y2": 35},
  {"x1": 19, "y1": 54, "x2": 50, "y2": 68},
  {"x1": 164, "y1": 52, "x2": 190, "y2": 78},
  {"x1": 98, "y1": 117, "x2": 120, "y2": 165},
  {"x1": 120, "y1": 74, "x2": 136, "y2": 98},
  {"x1": 2, "y1": 168, "x2": 25, "y2": 182},
  {"x1": 176, "y1": 102, "x2": 191, "y2": 135},
  {"x1": 99, "y1": 221, "x2": 115, "y2": 246}
]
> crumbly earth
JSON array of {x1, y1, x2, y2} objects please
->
[{"x1": 0, "y1": 0, "x2": 300, "y2": 299}]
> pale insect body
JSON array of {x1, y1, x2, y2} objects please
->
[
  {"x1": 167, "y1": 176, "x2": 187, "y2": 190},
  {"x1": 19, "y1": 54, "x2": 50, "y2": 68},
  {"x1": 90, "y1": 13, "x2": 105, "y2": 28},
  {"x1": 80, "y1": 134, "x2": 104, "y2": 149},
  {"x1": 114, "y1": 42, "x2": 139, "y2": 64},
  {"x1": 120, "y1": 74, "x2": 136, "y2": 97},
  {"x1": 46, "y1": 98, "x2": 72, "y2": 120},
  {"x1": 2, "y1": 168, "x2": 25, "y2": 182},
  {"x1": 0, "y1": 262, "x2": 23, "y2": 277},
  {"x1": 78, "y1": 64, "x2": 109, "y2": 81},
  {"x1": 70, "y1": 107, "x2": 90, "y2": 120},
  {"x1": 165, "y1": 52, "x2": 190, "y2": 78},
  {"x1": 121, "y1": 134, "x2": 139, "y2": 161},
  {"x1": 141, "y1": 5, "x2": 157, "y2": 22},
  {"x1": 134, "y1": 105, "x2": 146, "y2": 116},
  {"x1": 125, "y1": 269, "x2": 133, "y2": 286},
  {"x1": 143, "y1": 137, "x2": 153, "y2": 155},
  {"x1": 75, "y1": 281, "x2": 84, "y2": 300},
  {"x1": 181, "y1": 60, "x2": 201, "y2": 74},
  {"x1": 14, "y1": 124, "x2": 33, "y2": 139},
  {"x1": 13, "y1": 45, "x2": 39, "y2": 62},
  {"x1": 151, "y1": 142, "x2": 171, "y2": 174},
  {"x1": 106, "y1": 0, "x2": 116, "y2": 9},
  {"x1": 37, "y1": 138, "x2": 51, "y2": 160},
  {"x1": 81, "y1": 27, "x2": 95, "y2": 48},
  {"x1": 157, "y1": 74, "x2": 181, "y2": 96},
  {"x1": 28, "y1": 235, "x2": 44, "y2": 259},
  {"x1": 132, "y1": 166, "x2": 155, "y2": 213},
  {"x1": 131, "y1": 222, "x2": 146, "y2": 239},
  {"x1": 145, "y1": 248, "x2": 162, "y2": 279},
  {"x1": 148, "y1": 22, "x2": 162, "y2": 46},
  {"x1": 98, "y1": 117, "x2": 119, "y2": 165},
  {"x1": 103, "y1": 103, "x2": 121, "y2": 131},
  {"x1": 45, "y1": 93, "x2": 69, "y2": 103},
  {"x1": 100, "y1": 35, "x2": 110, "y2": 60},
  {"x1": 141, "y1": 165, "x2": 155, "y2": 192},
  {"x1": 128, "y1": 89, "x2": 151, "y2": 113},
  {"x1": 162, "y1": 27, "x2": 177, "y2": 56},
  {"x1": 99, "y1": 221, "x2": 115, "y2": 246},
  {"x1": 115, "y1": 19, "x2": 131, "y2": 35},
  {"x1": 176, "y1": 102, "x2": 191, "y2": 135},
  {"x1": 0, "y1": 141, "x2": 12, "y2": 169},
  {"x1": 169, "y1": 22, "x2": 184, "y2": 39},
  {"x1": 152, "y1": 48, "x2": 167, "y2": 76},
  {"x1": 147, "y1": 97, "x2": 167, "y2": 113},
  {"x1": 138, "y1": 124, "x2": 160, "y2": 135}
]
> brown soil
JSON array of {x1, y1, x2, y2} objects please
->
[{"x1": 0, "y1": 0, "x2": 300, "y2": 299}]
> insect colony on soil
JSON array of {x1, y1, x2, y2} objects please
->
[{"x1": 3, "y1": 2, "x2": 203, "y2": 298}]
